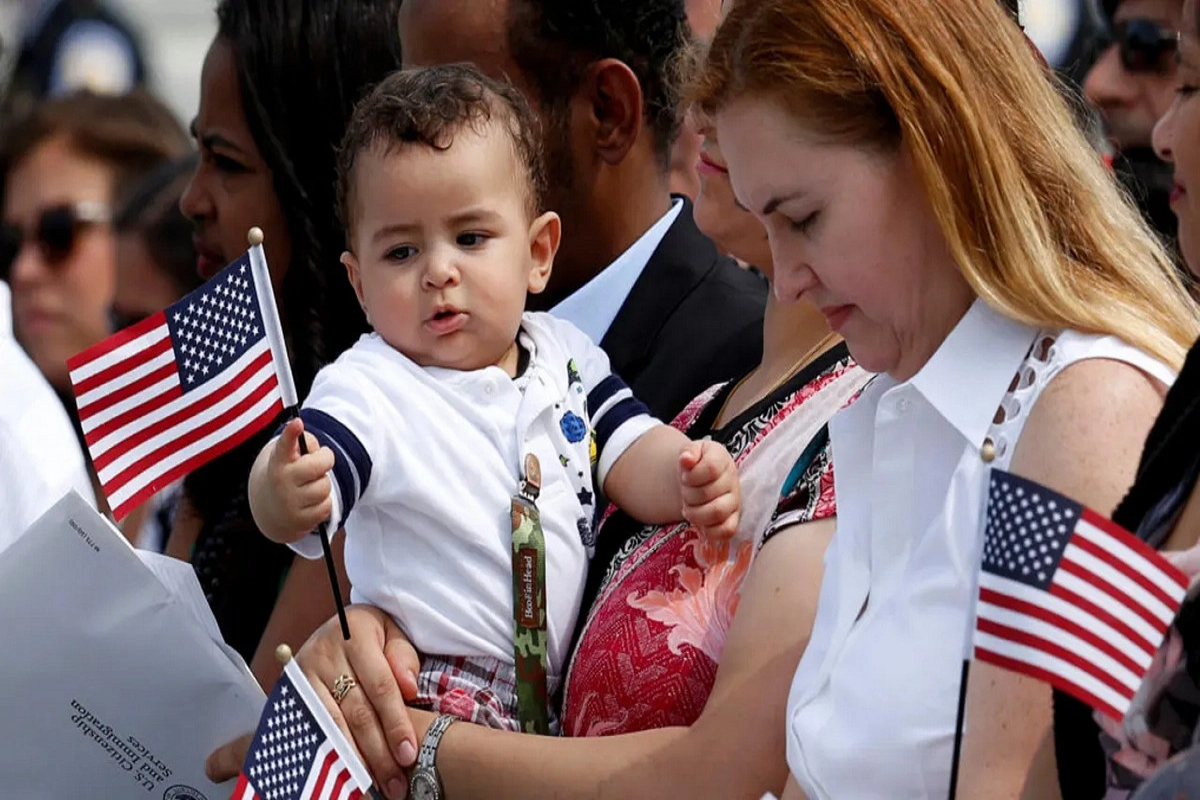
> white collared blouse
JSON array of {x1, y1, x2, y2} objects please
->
[{"x1": 785, "y1": 299, "x2": 1176, "y2": 799}]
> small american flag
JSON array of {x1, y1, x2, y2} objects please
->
[
  {"x1": 67, "y1": 247, "x2": 296, "y2": 520},
  {"x1": 973, "y1": 470, "x2": 1189, "y2": 721},
  {"x1": 234, "y1": 658, "x2": 377, "y2": 800}
]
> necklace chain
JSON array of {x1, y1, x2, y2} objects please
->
[{"x1": 714, "y1": 331, "x2": 841, "y2": 427}]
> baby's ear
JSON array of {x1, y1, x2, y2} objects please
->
[
  {"x1": 527, "y1": 211, "x2": 561, "y2": 295},
  {"x1": 341, "y1": 250, "x2": 368, "y2": 316}
]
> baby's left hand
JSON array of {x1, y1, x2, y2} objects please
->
[{"x1": 679, "y1": 440, "x2": 740, "y2": 541}]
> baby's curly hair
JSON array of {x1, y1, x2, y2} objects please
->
[{"x1": 336, "y1": 63, "x2": 548, "y2": 236}]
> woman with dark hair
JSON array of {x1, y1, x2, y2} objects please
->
[{"x1": 170, "y1": 0, "x2": 403, "y2": 685}]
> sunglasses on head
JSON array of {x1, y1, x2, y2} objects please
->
[
  {"x1": 1104, "y1": 18, "x2": 1179, "y2": 73},
  {"x1": 0, "y1": 201, "x2": 111, "y2": 281}
]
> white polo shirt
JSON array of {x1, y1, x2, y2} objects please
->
[
  {"x1": 785, "y1": 299, "x2": 1175, "y2": 798},
  {"x1": 294, "y1": 312, "x2": 657, "y2": 678}
]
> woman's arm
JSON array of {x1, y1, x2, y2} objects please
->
[
  {"x1": 417, "y1": 518, "x2": 835, "y2": 800},
  {"x1": 956, "y1": 358, "x2": 1165, "y2": 798},
  {"x1": 164, "y1": 493, "x2": 202, "y2": 562},
  {"x1": 250, "y1": 532, "x2": 351, "y2": 689}
]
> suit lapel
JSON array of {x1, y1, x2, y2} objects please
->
[{"x1": 600, "y1": 198, "x2": 718, "y2": 378}]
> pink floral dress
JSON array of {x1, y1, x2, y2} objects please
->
[{"x1": 562, "y1": 347, "x2": 867, "y2": 736}]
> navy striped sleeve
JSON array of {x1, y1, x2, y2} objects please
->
[
  {"x1": 297, "y1": 408, "x2": 373, "y2": 527},
  {"x1": 587, "y1": 373, "x2": 651, "y2": 455}
]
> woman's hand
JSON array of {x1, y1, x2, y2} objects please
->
[{"x1": 205, "y1": 605, "x2": 421, "y2": 800}]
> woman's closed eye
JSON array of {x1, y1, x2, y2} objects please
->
[
  {"x1": 199, "y1": 148, "x2": 248, "y2": 175},
  {"x1": 786, "y1": 210, "x2": 821, "y2": 235}
]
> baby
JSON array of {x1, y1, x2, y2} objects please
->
[{"x1": 248, "y1": 64, "x2": 741, "y2": 733}]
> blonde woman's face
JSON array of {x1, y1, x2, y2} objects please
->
[
  {"x1": 717, "y1": 95, "x2": 974, "y2": 381},
  {"x1": 1153, "y1": 0, "x2": 1200, "y2": 277}
]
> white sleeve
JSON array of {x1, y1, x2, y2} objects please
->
[
  {"x1": 289, "y1": 360, "x2": 384, "y2": 559},
  {"x1": 553, "y1": 318, "x2": 659, "y2": 487}
]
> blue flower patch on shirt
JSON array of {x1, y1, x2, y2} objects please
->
[{"x1": 560, "y1": 411, "x2": 587, "y2": 443}]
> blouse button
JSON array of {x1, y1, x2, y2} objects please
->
[
  {"x1": 896, "y1": 397, "x2": 912, "y2": 415},
  {"x1": 980, "y1": 438, "x2": 997, "y2": 463}
]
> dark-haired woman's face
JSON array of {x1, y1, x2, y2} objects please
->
[
  {"x1": 181, "y1": 38, "x2": 290, "y2": 293},
  {"x1": 1153, "y1": 0, "x2": 1200, "y2": 280}
]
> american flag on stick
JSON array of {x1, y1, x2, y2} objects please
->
[
  {"x1": 972, "y1": 470, "x2": 1189, "y2": 721},
  {"x1": 234, "y1": 656, "x2": 378, "y2": 800},
  {"x1": 66, "y1": 244, "x2": 296, "y2": 520}
]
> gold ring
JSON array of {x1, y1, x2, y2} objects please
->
[{"x1": 332, "y1": 674, "x2": 358, "y2": 704}]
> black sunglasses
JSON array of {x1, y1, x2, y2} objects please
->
[
  {"x1": 0, "y1": 201, "x2": 110, "y2": 281},
  {"x1": 1102, "y1": 18, "x2": 1180, "y2": 74}
]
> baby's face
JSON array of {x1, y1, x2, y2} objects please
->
[{"x1": 343, "y1": 125, "x2": 550, "y2": 373}]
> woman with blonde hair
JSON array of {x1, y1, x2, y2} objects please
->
[{"x1": 688, "y1": 0, "x2": 1199, "y2": 796}]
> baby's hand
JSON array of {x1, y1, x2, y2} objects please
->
[
  {"x1": 251, "y1": 418, "x2": 336, "y2": 542},
  {"x1": 679, "y1": 440, "x2": 740, "y2": 542}
]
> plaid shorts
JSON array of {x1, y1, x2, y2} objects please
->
[{"x1": 413, "y1": 654, "x2": 561, "y2": 733}]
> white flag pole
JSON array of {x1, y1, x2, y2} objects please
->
[
  {"x1": 246, "y1": 227, "x2": 299, "y2": 409},
  {"x1": 247, "y1": 226, "x2": 350, "y2": 640}
]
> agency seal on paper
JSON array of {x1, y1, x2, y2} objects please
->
[{"x1": 163, "y1": 785, "x2": 208, "y2": 800}]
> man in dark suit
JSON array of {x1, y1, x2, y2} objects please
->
[{"x1": 398, "y1": 0, "x2": 767, "y2": 424}]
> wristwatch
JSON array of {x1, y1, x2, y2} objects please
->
[{"x1": 409, "y1": 714, "x2": 457, "y2": 800}]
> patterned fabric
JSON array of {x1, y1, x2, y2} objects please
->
[
  {"x1": 562, "y1": 347, "x2": 868, "y2": 737},
  {"x1": 412, "y1": 654, "x2": 561, "y2": 734}
]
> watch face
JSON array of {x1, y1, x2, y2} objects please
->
[{"x1": 410, "y1": 771, "x2": 439, "y2": 800}]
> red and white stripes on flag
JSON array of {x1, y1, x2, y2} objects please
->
[
  {"x1": 67, "y1": 247, "x2": 296, "y2": 520},
  {"x1": 234, "y1": 658, "x2": 375, "y2": 800},
  {"x1": 973, "y1": 470, "x2": 1189, "y2": 721},
  {"x1": 232, "y1": 739, "x2": 366, "y2": 800}
]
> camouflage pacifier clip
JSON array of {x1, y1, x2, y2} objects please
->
[{"x1": 511, "y1": 453, "x2": 550, "y2": 735}]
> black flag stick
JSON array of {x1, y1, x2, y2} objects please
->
[
  {"x1": 247, "y1": 226, "x2": 351, "y2": 640},
  {"x1": 947, "y1": 660, "x2": 972, "y2": 799},
  {"x1": 292, "y1": 411, "x2": 351, "y2": 640}
]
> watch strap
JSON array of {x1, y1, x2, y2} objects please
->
[{"x1": 417, "y1": 713, "x2": 457, "y2": 771}]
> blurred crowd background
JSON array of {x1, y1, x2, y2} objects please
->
[
  {"x1": 0, "y1": 0, "x2": 1108, "y2": 127},
  {"x1": 0, "y1": 0, "x2": 213, "y2": 122}
]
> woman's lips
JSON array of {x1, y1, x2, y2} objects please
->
[
  {"x1": 195, "y1": 252, "x2": 225, "y2": 279},
  {"x1": 697, "y1": 151, "x2": 729, "y2": 176},
  {"x1": 1171, "y1": 184, "x2": 1187, "y2": 205},
  {"x1": 820, "y1": 305, "x2": 853, "y2": 332},
  {"x1": 17, "y1": 306, "x2": 57, "y2": 334}
]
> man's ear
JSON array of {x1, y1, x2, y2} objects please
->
[
  {"x1": 526, "y1": 211, "x2": 561, "y2": 295},
  {"x1": 579, "y1": 58, "x2": 644, "y2": 166},
  {"x1": 340, "y1": 250, "x2": 369, "y2": 320}
]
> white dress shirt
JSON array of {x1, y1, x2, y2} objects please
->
[
  {"x1": 785, "y1": 299, "x2": 1175, "y2": 798},
  {"x1": 550, "y1": 199, "x2": 683, "y2": 343},
  {"x1": 293, "y1": 312, "x2": 657, "y2": 678},
  {"x1": 0, "y1": 281, "x2": 94, "y2": 553}
]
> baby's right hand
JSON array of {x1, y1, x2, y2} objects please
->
[{"x1": 250, "y1": 418, "x2": 337, "y2": 543}]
